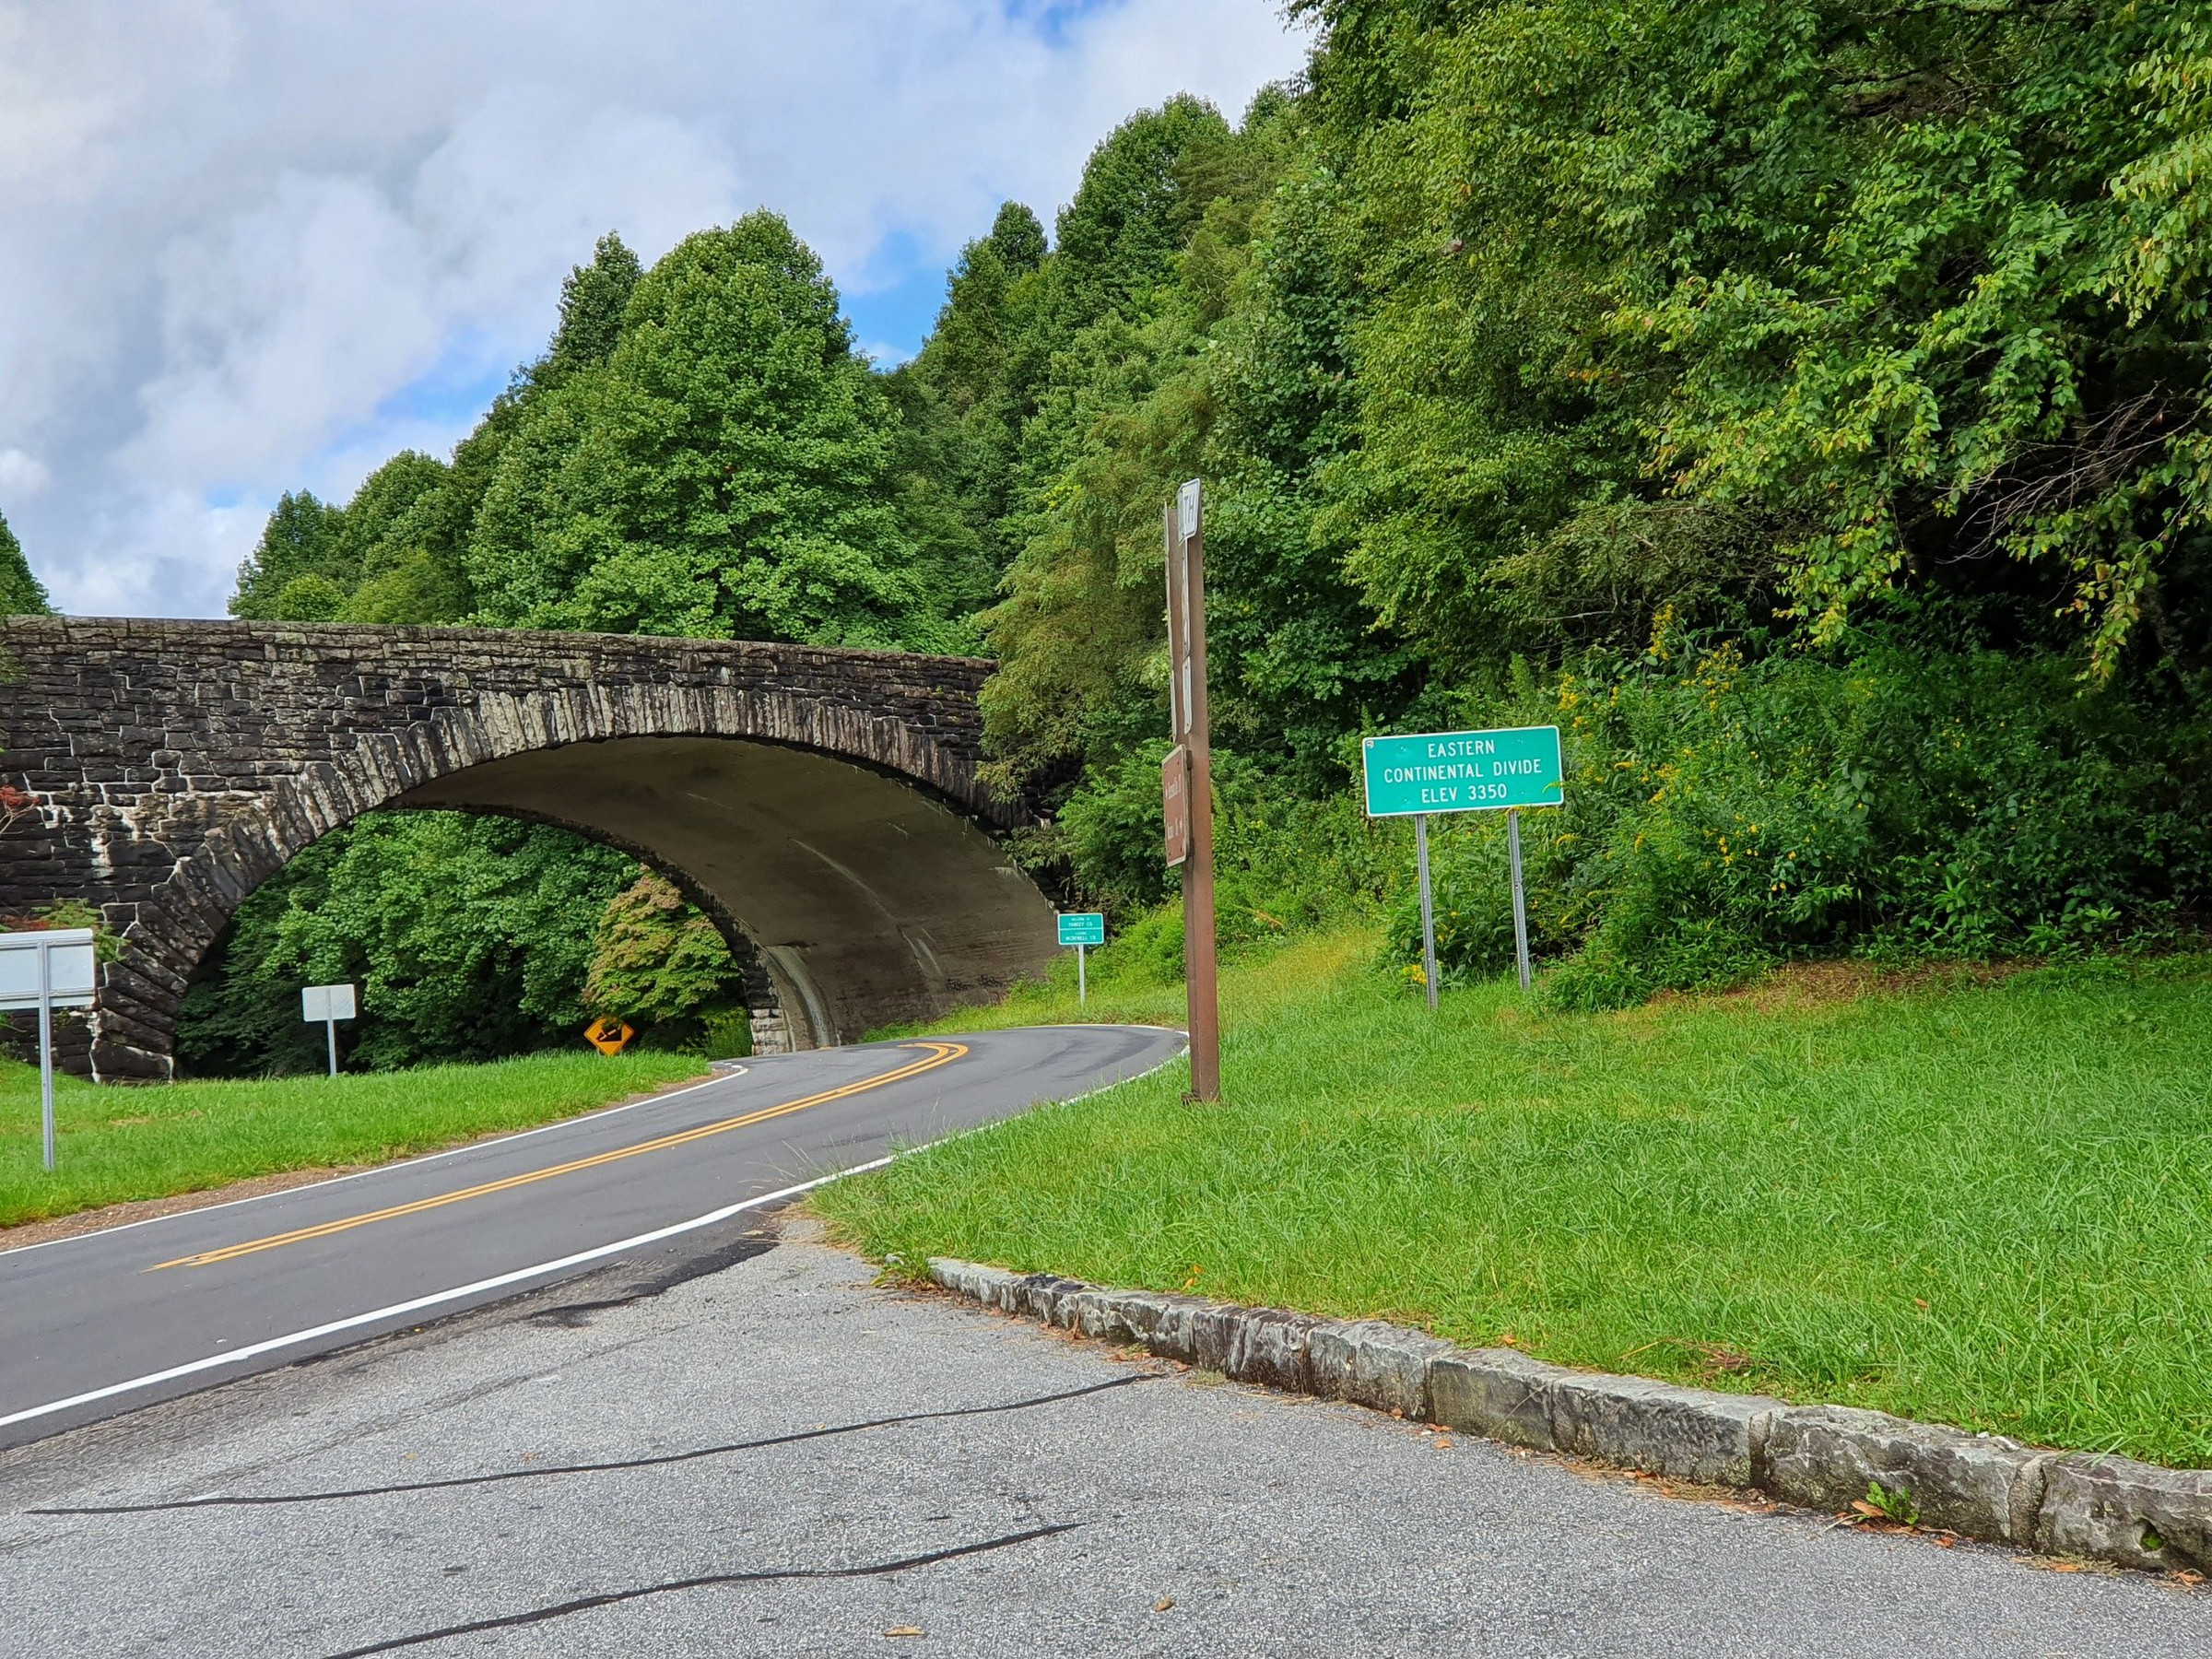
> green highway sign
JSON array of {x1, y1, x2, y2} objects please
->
[
  {"x1": 1362, "y1": 725, "x2": 1563, "y2": 818},
  {"x1": 1057, "y1": 912, "x2": 1106, "y2": 947}
]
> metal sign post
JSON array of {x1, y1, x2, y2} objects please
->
[
  {"x1": 1414, "y1": 815, "x2": 1439, "y2": 1011},
  {"x1": 0, "y1": 928, "x2": 99, "y2": 1172},
  {"x1": 1162, "y1": 480, "x2": 1220, "y2": 1100},
  {"x1": 1361, "y1": 726, "x2": 1564, "y2": 1004},
  {"x1": 300, "y1": 982, "x2": 358, "y2": 1076},
  {"x1": 1057, "y1": 912, "x2": 1106, "y2": 1006},
  {"x1": 1507, "y1": 809, "x2": 1532, "y2": 991}
]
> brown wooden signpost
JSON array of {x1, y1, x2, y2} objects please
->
[{"x1": 1163, "y1": 479, "x2": 1220, "y2": 1100}]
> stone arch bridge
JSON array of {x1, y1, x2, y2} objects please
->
[{"x1": 0, "y1": 618, "x2": 1059, "y2": 1080}]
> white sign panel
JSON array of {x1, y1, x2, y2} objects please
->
[
  {"x1": 301, "y1": 982, "x2": 358, "y2": 1023},
  {"x1": 0, "y1": 928, "x2": 97, "y2": 1011}
]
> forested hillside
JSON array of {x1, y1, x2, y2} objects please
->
[{"x1": 183, "y1": 0, "x2": 2212, "y2": 1069}]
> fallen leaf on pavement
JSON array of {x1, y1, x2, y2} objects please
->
[
  {"x1": 885, "y1": 1627, "x2": 924, "y2": 1638},
  {"x1": 1154, "y1": 1598, "x2": 1175, "y2": 1612}
]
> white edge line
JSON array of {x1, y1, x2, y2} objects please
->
[
  {"x1": 0, "y1": 1030, "x2": 1191, "y2": 1435},
  {"x1": 0, "y1": 1159, "x2": 889, "y2": 1432}
]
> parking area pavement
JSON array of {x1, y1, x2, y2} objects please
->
[{"x1": 3, "y1": 1217, "x2": 2206, "y2": 1657}]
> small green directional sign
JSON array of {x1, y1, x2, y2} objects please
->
[
  {"x1": 1362, "y1": 725, "x2": 1563, "y2": 818},
  {"x1": 1057, "y1": 912, "x2": 1106, "y2": 947}
]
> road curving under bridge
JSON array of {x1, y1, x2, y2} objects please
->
[{"x1": 0, "y1": 1023, "x2": 1183, "y2": 1448}]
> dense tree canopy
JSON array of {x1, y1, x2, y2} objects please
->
[
  {"x1": 469, "y1": 215, "x2": 969, "y2": 645},
  {"x1": 190, "y1": 2, "x2": 2212, "y2": 1065}
]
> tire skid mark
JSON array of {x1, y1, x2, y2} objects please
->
[
  {"x1": 323, "y1": 1523, "x2": 1082, "y2": 1658},
  {"x1": 33, "y1": 1373, "x2": 1153, "y2": 1514}
]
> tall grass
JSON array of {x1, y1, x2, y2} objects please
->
[{"x1": 821, "y1": 943, "x2": 2212, "y2": 1465}]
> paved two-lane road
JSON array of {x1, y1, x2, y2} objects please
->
[{"x1": 0, "y1": 1025, "x2": 1183, "y2": 1447}]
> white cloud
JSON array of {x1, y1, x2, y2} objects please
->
[
  {"x1": 0, "y1": 1, "x2": 1312, "y2": 618},
  {"x1": 0, "y1": 449, "x2": 50, "y2": 500}
]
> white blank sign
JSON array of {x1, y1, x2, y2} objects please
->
[
  {"x1": 301, "y1": 983, "x2": 358, "y2": 1022},
  {"x1": 0, "y1": 928, "x2": 98, "y2": 1011}
]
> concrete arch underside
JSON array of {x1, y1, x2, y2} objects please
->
[{"x1": 395, "y1": 735, "x2": 1057, "y2": 1054}]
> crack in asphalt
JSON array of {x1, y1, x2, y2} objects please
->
[
  {"x1": 32, "y1": 1373, "x2": 1153, "y2": 1515},
  {"x1": 321, "y1": 1522, "x2": 1083, "y2": 1657}
]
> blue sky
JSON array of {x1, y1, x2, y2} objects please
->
[
  {"x1": 843, "y1": 227, "x2": 961, "y2": 366},
  {"x1": 0, "y1": 1, "x2": 1309, "y2": 617}
]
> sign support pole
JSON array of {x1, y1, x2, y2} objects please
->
[
  {"x1": 325, "y1": 1016, "x2": 339, "y2": 1077},
  {"x1": 1414, "y1": 814, "x2": 1439, "y2": 1011},
  {"x1": 1165, "y1": 483, "x2": 1220, "y2": 1102},
  {"x1": 1508, "y1": 808, "x2": 1532, "y2": 993},
  {"x1": 1077, "y1": 943, "x2": 1087, "y2": 1007},
  {"x1": 37, "y1": 939, "x2": 55, "y2": 1172}
]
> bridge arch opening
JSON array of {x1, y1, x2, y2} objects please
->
[
  {"x1": 172, "y1": 805, "x2": 794, "y2": 1077},
  {"x1": 389, "y1": 733, "x2": 1057, "y2": 1053}
]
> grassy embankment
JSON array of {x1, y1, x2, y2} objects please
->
[
  {"x1": 821, "y1": 931, "x2": 2212, "y2": 1466},
  {"x1": 0, "y1": 1050, "x2": 710, "y2": 1231}
]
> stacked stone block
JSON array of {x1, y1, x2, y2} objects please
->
[{"x1": 0, "y1": 617, "x2": 1006, "y2": 1080}]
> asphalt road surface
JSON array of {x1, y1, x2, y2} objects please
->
[
  {"x1": 0, "y1": 1025, "x2": 1183, "y2": 1449},
  {"x1": 3, "y1": 1222, "x2": 2206, "y2": 1657}
]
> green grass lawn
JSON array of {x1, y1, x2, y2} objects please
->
[
  {"x1": 818, "y1": 938, "x2": 2212, "y2": 1466},
  {"x1": 0, "y1": 1050, "x2": 711, "y2": 1230}
]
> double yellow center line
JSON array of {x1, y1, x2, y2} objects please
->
[{"x1": 149, "y1": 1041, "x2": 968, "y2": 1273}]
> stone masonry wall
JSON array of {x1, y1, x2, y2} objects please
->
[{"x1": 0, "y1": 617, "x2": 1006, "y2": 1079}]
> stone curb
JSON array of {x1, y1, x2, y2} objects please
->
[{"x1": 924, "y1": 1258, "x2": 2206, "y2": 1574}]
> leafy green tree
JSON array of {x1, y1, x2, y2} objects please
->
[
  {"x1": 1050, "y1": 96, "x2": 1239, "y2": 323},
  {"x1": 977, "y1": 88, "x2": 1417, "y2": 830},
  {"x1": 333, "y1": 452, "x2": 465, "y2": 623},
  {"x1": 542, "y1": 232, "x2": 643, "y2": 386},
  {"x1": 230, "y1": 491, "x2": 351, "y2": 619},
  {"x1": 467, "y1": 213, "x2": 953, "y2": 647},
  {"x1": 895, "y1": 201, "x2": 1052, "y2": 571},
  {"x1": 0, "y1": 509, "x2": 53, "y2": 615},
  {"x1": 582, "y1": 871, "x2": 746, "y2": 1037}
]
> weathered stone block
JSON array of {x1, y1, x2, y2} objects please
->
[
  {"x1": 929, "y1": 1259, "x2": 1020, "y2": 1312},
  {"x1": 1218, "y1": 1308, "x2": 1324, "y2": 1393},
  {"x1": 1763, "y1": 1405, "x2": 2052, "y2": 1543},
  {"x1": 2036, "y1": 1453, "x2": 2212, "y2": 1571},
  {"x1": 1544, "y1": 1371, "x2": 1783, "y2": 1487},
  {"x1": 1054, "y1": 1288, "x2": 1135, "y2": 1343},
  {"x1": 1308, "y1": 1321, "x2": 1453, "y2": 1419},
  {"x1": 1102, "y1": 1289, "x2": 1217, "y2": 1362},
  {"x1": 1008, "y1": 1272, "x2": 1087, "y2": 1324},
  {"x1": 1430, "y1": 1347, "x2": 1576, "y2": 1451}
]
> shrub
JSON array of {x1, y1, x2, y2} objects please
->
[{"x1": 1383, "y1": 637, "x2": 2212, "y2": 1006}]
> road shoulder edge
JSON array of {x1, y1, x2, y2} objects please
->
[{"x1": 924, "y1": 1256, "x2": 2212, "y2": 1581}]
